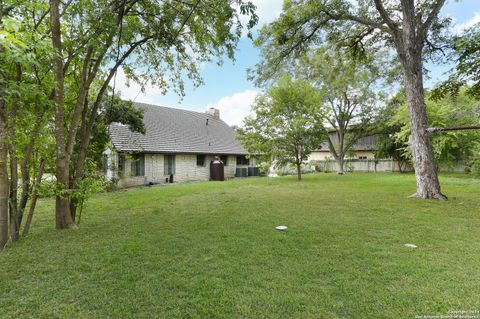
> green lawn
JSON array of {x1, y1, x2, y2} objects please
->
[{"x1": 1, "y1": 173, "x2": 479, "y2": 318}]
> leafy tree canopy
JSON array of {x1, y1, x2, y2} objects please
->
[
  {"x1": 297, "y1": 46, "x2": 383, "y2": 173},
  {"x1": 239, "y1": 75, "x2": 325, "y2": 180},
  {"x1": 432, "y1": 23, "x2": 480, "y2": 100},
  {"x1": 390, "y1": 89, "x2": 480, "y2": 168},
  {"x1": 249, "y1": 0, "x2": 450, "y2": 86}
]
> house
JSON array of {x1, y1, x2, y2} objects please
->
[
  {"x1": 308, "y1": 134, "x2": 378, "y2": 161},
  {"x1": 104, "y1": 103, "x2": 256, "y2": 188},
  {"x1": 307, "y1": 133, "x2": 415, "y2": 173}
]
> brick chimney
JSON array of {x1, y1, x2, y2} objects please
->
[{"x1": 205, "y1": 107, "x2": 220, "y2": 120}]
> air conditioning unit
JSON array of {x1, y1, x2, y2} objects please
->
[{"x1": 235, "y1": 167, "x2": 247, "y2": 177}]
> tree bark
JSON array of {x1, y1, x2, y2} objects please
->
[
  {"x1": 326, "y1": 136, "x2": 345, "y2": 174},
  {"x1": 0, "y1": 12, "x2": 9, "y2": 248},
  {"x1": 50, "y1": 0, "x2": 76, "y2": 229},
  {"x1": 0, "y1": 98, "x2": 9, "y2": 249},
  {"x1": 294, "y1": 146, "x2": 302, "y2": 181},
  {"x1": 8, "y1": 64, "x2": 20, "y2": 242},
  {"x1": 296, "y1": 161, "x2": 302, "y2": 181},
  {"x1": 404, "y1": 71, "x2": 446, "y2": 199},
  {"x1": 69, "y1": 97, "x2": 90, "y2": 222},
  {"x1": 22, "y1": 158, "x2": 45, "y2": 237},
  {"x1": 337, "y1": 157, "x2": 345, "y2": 175},
  {"x1": 8, "y1": 104, "x2": 19, "y2": 242},
  {"x1": 18, "y1": 107, "x2": 46, "y2": 227}
]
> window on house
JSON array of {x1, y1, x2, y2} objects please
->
[
  {"x1": 197, "y1": 154, "x2": 206, "y2": 167},
  {"x1": 131, "y1": 154, "x2": 145, "y2": 177},
  {"x1": 236, "y1": 155, "x2": 249, "y2": 166},
  {"x1": 118, "y1": 153, "x2": 125, "y2": 176},
  {"x1": 358, "y1": 156, "x2": 368, "y2": 160},
  {"x1": 164, "y1": 154, "x2": 176, "y2": 175},
  {"x1": 220, "y1": 155, "x2": 228, "y2": 166}
]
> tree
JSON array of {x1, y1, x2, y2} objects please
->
[
  {"x1": 0, "y1": 64, "x2": 8, "y2": 248},
  {"x1": 0, "y1": 4, "x2": 10, "y2": 248},
  {"x1": 0, "y1": 0, "x2": 259, "y2": 238},
  {"x1": 239, "y1": 76, "x2": 325, "y2": 181},
  {"x1": 432, "y1": 23, "x2": 480, "y2": 99},
  {"x1": 44, "y1": 0, "x2": 257, "y2": 228},
  {"x1": 299, "y1": 47, "x2": 380, "y2": 174},
  {"x1": 0, "y1": 0, "x2": 59, "y2": 247},
  {"x1": 252, "y1": 0, "x2": 450, "y2": 199},
  {"x1": 49, "y1": 0, "x2": 77, "y2": 229},
  {"x1": 390, "y1": 89, "x2": 480, "y2": 170},
  {"x1": 69, "y1": 95, "x2": 145, "y2": 223}
]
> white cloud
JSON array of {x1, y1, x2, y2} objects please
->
[
  {"x1": 207, "y1": 90, "x2": 260, "y2": 126},
  {"x1": 453, "y1": 12, "x2": 480, "y2": 34}
]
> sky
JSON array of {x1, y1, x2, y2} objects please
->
[{"x1": 114, "y1": 0, "x2": 480, "y2": 126}]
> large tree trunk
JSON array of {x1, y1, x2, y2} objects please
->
[
  {"x1": 396, "y1": 4, "x2": 447, "y2": 200},
  {"x1": 0, "y1": 33, "x2": 8, "y2": 248},
  {"x1": 50, "y1": 0, "x2": 76, "y2": 229},
  {"x1": 404, "y1": 67, "x2": 445, "y2": 199},
  {"x1": 0, "y1": 99, "x2": 9, "y2": 249}
]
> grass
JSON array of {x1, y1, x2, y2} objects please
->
[{"x1": 1, "y1": 173, "x2": 479, "y2": 318}]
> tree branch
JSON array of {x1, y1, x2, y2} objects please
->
[
  {"x1": 326, "y1": 136, "x2": 339, "y2": 160},
  {"x1": 421, "y1": 0, "x2": 446, "y2": 36},
  {"x1": 373, "y1": 0, "x2": 398, "y2": 32},
  {"x1": 323, "y1": 9, "x2": 390, "y2": 33}
]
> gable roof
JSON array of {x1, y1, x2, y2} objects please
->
[{"x1": 108, "y1": 102, "x2": 248, "y2": 155}]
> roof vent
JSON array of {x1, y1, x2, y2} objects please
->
[{"x1": 205, "y1": 107, "x2": 220, "y2": 120}]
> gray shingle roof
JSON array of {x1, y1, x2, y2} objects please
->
[{"x1": 108, "y1": 102, "x2": 248, "y2": 155}]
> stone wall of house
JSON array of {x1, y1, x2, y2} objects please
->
[
  {"x1": 118, "y1": 176, "x2": 147, "y2": 188},
  {"x1": 223, "y1": 155, "x2": 236, "y2": 179},
  {"x1": 106, "y1": 151, "x2": 239, "y2": 187},
  {"x1": 174, "y1": 154, "x2": 209, "y2": 182}
]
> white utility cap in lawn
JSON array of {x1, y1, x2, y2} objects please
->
[
  {"x1": 275, "y1": 226, "x2": 287, "y2": 231},
  {"x1": 405, "y1": 243, "x2": 417, "y2": 248}
]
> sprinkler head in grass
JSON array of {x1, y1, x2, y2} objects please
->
[
  {"x1": 405, "y1": 243, "x2": 417, "y2": 248},
  {"x1": 276, "y1": 226, "x2": 287, "y2": 231}
]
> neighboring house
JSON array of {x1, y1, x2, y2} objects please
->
[
  {"x1": 308, "y1": 134, "x2": 378, "y2": 161},
  {"x1": 104, "y1": 103, "x2": 255, "y2": 188}
]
